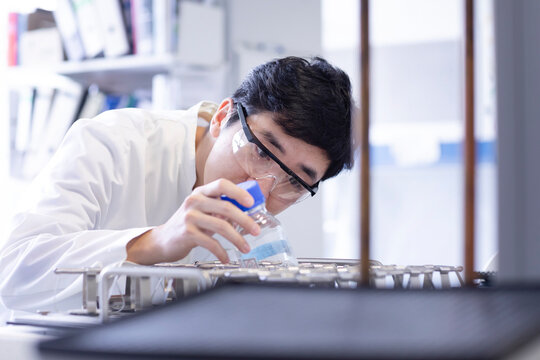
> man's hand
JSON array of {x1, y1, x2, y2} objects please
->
[{"x1": 126, "y1": 179, "x2": 260, "y2": 265}]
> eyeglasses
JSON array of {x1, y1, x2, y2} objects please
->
[{"x1": 233, "y1": 102, "x2": 319, "y2": 204}]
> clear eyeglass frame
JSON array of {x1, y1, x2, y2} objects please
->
[{"x1": 233, "y1": 102, "x2": 319, "y2": 204}]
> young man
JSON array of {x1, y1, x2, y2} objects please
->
[{"x1": 0, "y1": 56, "x2": 353, "y2": 312}]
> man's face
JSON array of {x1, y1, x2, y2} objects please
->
[{"x1": 204, "y1": 104, "x2": 330, "y2": 214}]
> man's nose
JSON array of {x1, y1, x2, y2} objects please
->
[{"x1": 252, "y1": 175, "x2": 278, "y2": 199}]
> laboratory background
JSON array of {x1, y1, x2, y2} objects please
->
[
  {"x1": 0, "y1": 0, "x2": 496, "y2": 269},
  {"x1": 2, "y1": 0, "x2": 540, "y2": 359}
]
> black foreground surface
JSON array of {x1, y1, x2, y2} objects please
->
[{"x1": 39, "y1": 284, "x2": 540, "y2": 360}]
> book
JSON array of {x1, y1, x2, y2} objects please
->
[
  {"x1": 95, "y1": 0, "x2": 130, "y2": 57},
  {"x1": 78, "y1": 85, "x2": 106, "y2": 119},
  {"x1": 154, "y1": 0, "x2": 180, "y2": 55},
  {"x1": 71, "y1": 0, "x2": 105, "y2": 58},
  {"x1": 44, "y1": 80, "x2": 85, "y2": 152},
  {"x1": 8, "y1": 13, "x2": 18, "y2": 66},
  {"x1": 131, "y1": 0, "x2": 153, "y2": 55},
  {"x1": 153, "y1": 0, "x2": 170, "y2": 55},
  {"x1": 153, "y1": 0, "x2": 180, "y2": 55},
  {"x1": 15, "y1": 87, "x2": 35, "y2": 153},
  {"x1": 19, "y1": 87, "x2": 56, "y2": 178},
  {"x1": 169, "y1": 0, "x2": 180, "y2": 54},
  {"x1": 54, "y1": 0, "x2": 85, "y2": 61},
  {"x1": 9, "y1": 90, "x2": 25, "y2": 178},
  {"x1": 18, "y1": 27, "x2": 64, "y2": 66},
  {"x1": 28, "y1": 87, "x2": 55, "y2": 151},
  {"x1": 120, "y1": 0, "x2": 134, "y2": 54},
  {"x1": 16, "y1": 13, "x2": 29, "y2": 65}
]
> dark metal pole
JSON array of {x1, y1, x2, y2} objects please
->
[
  {"x1": 464, "y1": 0, "x2": 476, "y2": 286},
  {"x1": 360, "y1": 0, "x2": 371, "y2": 287}
]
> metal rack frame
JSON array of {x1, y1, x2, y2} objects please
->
[{"x1": 358, "y1": 0, "x2": 477, "y2": 286}]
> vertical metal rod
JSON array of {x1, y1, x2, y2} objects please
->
[
  {"x1": 360, "y1": 0, "x2": 371, "y2": 287},
  {"x1": 464, "y1": 0, "x2": 476, "y2": 286}
]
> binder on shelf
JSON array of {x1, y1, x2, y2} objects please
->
[
  {"x1": 15, "y1": 11, "x2": 30, "y2": 63},
  {"x1": 131, "y1": 0, "x2": 154, "y2": 55},
  {"x1": 28, "y1": 87, "x2": 55, "y2": 151},
  {"x1": 9, "y1": 90, "x2": 24, "y2": 178},
  {"x1": 153, "y1": 0, "x2": 180, "y2": 55},
  {"x1": 20, "y1": 86, "x2": 55, "y2": 179},
  {"x1": 18, "y1": 27, "x2": 64, "y2": 66},
  {"x1": 44, "y1": 80, "x2": 85, "y2": 153},
  {"x1": 120, "y1": 0, "x2": 134, "y2": 54},
  {"x1": 170, "y1": 0, "x2": 180, "y2": 54},
  {"x1": 15, "y1": 87, "x2": 35, "y2": 153},
  {"x1": 54, "y1": 0, "x2": 85, "y2": 61},
  {"x1": 71, "y1": 0, "x2": 105, "y2": 59},
  {"x1": 95, "y1": 0, "x2": 130, "y2": 57},
  {"x1": 16, "y1": 14, "x2": 29, "y2": 59},
  {"x1": 153, "y1": 0, "x2": 169, "y2": 55},
  {"x1": 78, "y1": 85, "x2": 106, "y2": 119}
]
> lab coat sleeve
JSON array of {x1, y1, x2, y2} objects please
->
[{"x1": 0, "y1": 116, "x2": 152, "y2": 312}]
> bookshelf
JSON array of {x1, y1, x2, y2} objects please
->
[
  {"x1": 6, "y1": 54, "x2": 225, "y2": 94},
  {"x1": 5, "y1": 0, "x2": 228, "y2": 180},
  {"x1": 10, "y1": 54, "x2": 219, "y2": 75}
]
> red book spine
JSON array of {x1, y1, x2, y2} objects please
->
[{"x1": 7, "y1": 12, "x2": 18, "y2": 66}]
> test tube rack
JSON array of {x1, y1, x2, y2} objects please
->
[{"x1": 55, "y1": 258, "x2": 465, "y2": 323}]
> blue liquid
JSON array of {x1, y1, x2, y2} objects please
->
[{"x1": 240, "y1": 240, "x2": 291, "y2": 262}]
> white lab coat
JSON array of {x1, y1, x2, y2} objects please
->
[{"x1": 0, "y1": 101, "x2": 217, "y2": 312}]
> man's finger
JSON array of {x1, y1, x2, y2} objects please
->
[
  {"x1": 197, "y1": 197, "x2": 260, "y2": 236},
  {"x1": 193, "y1": 230, "x2": 230, "y2": 264},
  {"x1": 195, "y1": 179, "x2": 254, "y2": 208},
  {"x1": 194, "y1": 211, "x2": 251, "y2": 253}
]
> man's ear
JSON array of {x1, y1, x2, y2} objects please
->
[{"x1": 209, "y1": 98, "x2": 233, "y2": 138}]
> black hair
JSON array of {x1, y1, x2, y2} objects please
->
[{"x1": 229, "y1": 56, "x2": 353, "y2": 181}]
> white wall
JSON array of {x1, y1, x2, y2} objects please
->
[{"x1": 322, "y1": 0, "x2": 498, "y2": 268}]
